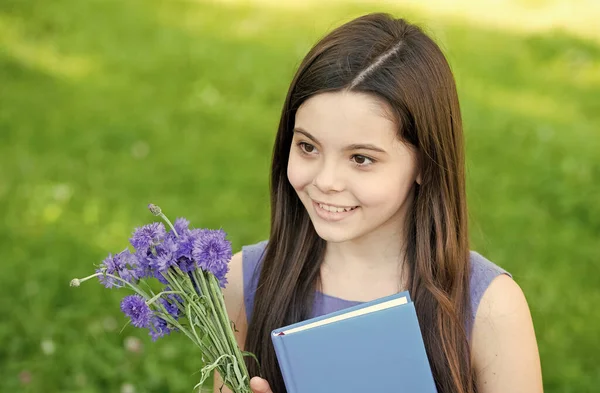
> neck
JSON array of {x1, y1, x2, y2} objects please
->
[
  {"x1": 320, "y1": 230, "x2": 409, "y2": 300},
  {"x1": 324, "y1": 231, "x2": 406, "y2": 270}
]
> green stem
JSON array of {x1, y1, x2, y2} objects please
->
[
  {"x1": 158, "y1": 211, "x2": 178, "y2": 236},
  {"x1": 198, "y1": 271, "x2": 251, "y2": 391},
  {"x1": 208, "y1": 273, "x2": 251, "y2": 383},
  {"x1": 146, "y1": 290, "x2": 179, "y2": 306},
  {"x1": 194, "y1": 271, "x2": 232, "y2": 351},
  {"x1": 165, "y1": 271, "x2": 246, "y2": 391},
  {"x1": 166, "y1": 270, "x2": 227, "y2": 357},
  {"x1": 71, "y1": 272, "x2": 151, "y2": 300},
  {"x1": 154, "y1": 279, "x2": 219, "y2": 360},
  {"x1": 190, "y1": 271, "x2": 231, "y2": 353}
]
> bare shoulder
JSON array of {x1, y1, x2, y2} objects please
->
[
  {"x1": 213, "y1": 250, "x2": 248, "y2": 393},
  {"x1": 471, "y1": 274, "x2": 544, "y2": 393}
]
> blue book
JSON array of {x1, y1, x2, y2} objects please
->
[{"x1": 271, "y1": 291, "x2": 438, "y2": 393}]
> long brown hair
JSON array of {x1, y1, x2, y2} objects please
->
[{"x1": 245, "y1": 13, "x2": 475, "y2": 393}]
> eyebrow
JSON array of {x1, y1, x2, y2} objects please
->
[{"x1": 293, "y1": 128, "x2": 387, "y2": 154}]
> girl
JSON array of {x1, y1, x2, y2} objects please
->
[{"x1": 215, "y1": 13, "x2": 543, "y2": 393}]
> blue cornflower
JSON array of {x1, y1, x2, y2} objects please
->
[
  {"x1": 176, "y1": 256, "x2": 196, "y2": 273},
  {"x1": 96, "y1": 249, "x2": 139, "y2": 288},
  {"x1": 160, "y1": 297, "x2": 180, "y2": 319},
  {"x1": 147, "y1": 236, "x2": 177, "y2": 275},
  {"x1": 134, "y1": 250, "x2": 153, "y2": 279},
  {"x1": 165, "y1": 217, "x2": 190, "y2": 243},
  {"x1": 149, "y1": 316, "x2": 172, "y2": 341},
  {"x1": 176, "y1": 228, "x2": 206, "y2": 261},
  {"x1": 191, "y1": 229, "x2": 231, "y2": 288},
  {"x1": 129, "y1": 222, "x2": 166, "y2": 254},
  {"x1": 173, "y1": 217, "x2": 190, "y2": 237},
  {"x1": 120, "y1": 295, "x2": 151, "y2": 328},
  {"x1": 210, "y1": 261, "x2": 229, "y2": 288},
  {"x1": 172, "y1": 228, "x2": 207, "y2": 273}
]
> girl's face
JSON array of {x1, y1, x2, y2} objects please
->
[{"x1": 287, "y1": 91, "x2": 420, "y2": 244}]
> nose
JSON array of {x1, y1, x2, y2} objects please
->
[{"x1": 313, "y1": 159, "x2": 344, "y2": 193}]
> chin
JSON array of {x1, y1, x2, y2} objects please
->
[
  {"x1": 314, "y1": 231, "x2": 352, "y2": 244},
  {"x1": 311, "y1": 223, "x2": 359, "y2": 244}
]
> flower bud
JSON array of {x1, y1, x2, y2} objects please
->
[
  {"x1": 70, "y1": 278, "x2": 81, "y2": 287},
  {"x1": 148, "y1": 204, "x2": 162, "y2": 216}
]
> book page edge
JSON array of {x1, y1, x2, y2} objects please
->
[{"x1": 280, "y1": 296, "x2": 408, "y2": 335}]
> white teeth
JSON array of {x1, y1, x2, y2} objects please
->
[{"x1": 318, "y1": 203, "x2": 356, "y2": 213}]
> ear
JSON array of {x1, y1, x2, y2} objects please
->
[{"x1": 416, "y1": 172, "x2": 422, "y2": 185}]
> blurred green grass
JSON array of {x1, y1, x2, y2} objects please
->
[{"x1": 0, "y1": 0, "x2": 598, "y2": 392}]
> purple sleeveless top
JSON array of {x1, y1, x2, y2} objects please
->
[{"x1": 242, "y1": 240, "x2": 510, "y2": 338}]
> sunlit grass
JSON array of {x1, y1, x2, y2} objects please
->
[
  {"x1": 216, "y1": 0, "x2": 600, "y2": 42},
  {"x1": 0, "y1": 15, "x2": 98, "y2": 80}
]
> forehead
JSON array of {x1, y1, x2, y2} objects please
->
[{"x1": 294, "y1": 91, "x2": 398, "y2": 145}]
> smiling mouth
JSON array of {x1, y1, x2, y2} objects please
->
[{"x1": 314, "y1": 201, "x2": 359, "y2": 213}]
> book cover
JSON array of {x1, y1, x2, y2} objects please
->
[{"x1": 271, "y1": 291, "x2": 437, "y2": 393}]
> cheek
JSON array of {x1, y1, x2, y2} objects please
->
[
  {"x1": 355, "y1": 170, "x2": 415, "y2": 207},
  {"x1": 287, "y1": 152, "x2": 313, "y2": 191}
]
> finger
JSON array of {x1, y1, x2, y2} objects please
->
[{"x1": 250, "y1": 376, "x2": 273, "y2": 393}]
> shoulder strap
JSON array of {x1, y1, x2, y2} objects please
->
[
  {"x1": 242, "y1": 240, "x2": 268, "y2": 323},
  {"x1": 468, "y1": 251, "x2": 511, "y2": 336}
]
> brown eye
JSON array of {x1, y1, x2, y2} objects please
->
[
  {"x1": 351, "y1": 154, "x2": 374, "y2": 167},
  {"x1": 354, "y1": 155, "x2": 366, "y2": 164},
  {"x1": 299, "y1": 142, "x2": 316, "y2": 153}
]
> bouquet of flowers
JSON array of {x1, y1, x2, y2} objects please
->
[{"x1": 70, "y1": 204, "x2": 257, "y2": 393}]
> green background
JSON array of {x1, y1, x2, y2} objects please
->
[{"x1": 1, "y1": 0, "x2": 598, "y2": 392}]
